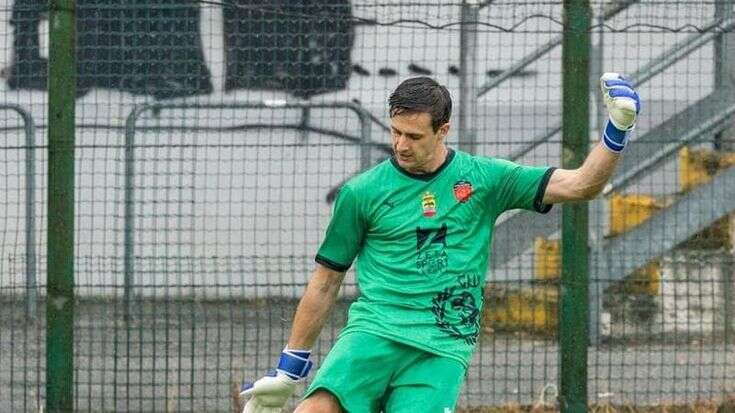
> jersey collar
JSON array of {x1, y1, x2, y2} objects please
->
[{"x1": 390, "y1": 148, "x2": 456, "y2": 181}]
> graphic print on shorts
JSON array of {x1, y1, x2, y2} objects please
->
[
  {"x1": 431, "y1": 272, "x2": 482, "y2": 345},
  {"x1": 416, "y1": 224, "x2": 448, "y2": 276}
]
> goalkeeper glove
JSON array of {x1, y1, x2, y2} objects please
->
[
  {"x1": 240, "y1": 348, "x2": 313, "y2": 413},
  {"x1": 600, "y1": 72, "x2": 641, "y2": 153}
]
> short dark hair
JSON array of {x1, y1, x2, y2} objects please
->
[{"x1": 389, "y1": 77, "x2": 452, "y2": 132}]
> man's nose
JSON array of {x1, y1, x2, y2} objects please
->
[{"x1": 395, "y1": 135, "x2": 409, "y2": 151}]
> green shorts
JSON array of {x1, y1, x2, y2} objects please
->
[{"x1": 303, "y1": 331, "x2": 466, "y2": 413}]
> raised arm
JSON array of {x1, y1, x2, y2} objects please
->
[
  {"x1": 543, "y1": 142, "x2": 620, "y2": 203},
  {"x1": 543, "y1": 73, "x2": 641, "y2": 204}
]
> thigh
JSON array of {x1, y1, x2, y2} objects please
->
[
  {"x1": 304, "y1": 332, "x2": 401, "y2": 413},
  {"x1": 383, "y1": 353, "x2": 466, "y2": 413}
]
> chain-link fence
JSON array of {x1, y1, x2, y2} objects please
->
[{"x1": 1, "y1": 1, "x2": 734, "y2": 411}]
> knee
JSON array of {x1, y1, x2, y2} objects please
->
[{"x1": 294, "y1": 390, "x2": 344, "y2": 413}]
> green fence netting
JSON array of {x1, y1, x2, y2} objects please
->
[{"x1": 0, "y1": 1, "x2": 733, "y2": 411}]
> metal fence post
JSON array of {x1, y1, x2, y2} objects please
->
[
  {"x1": 47, "y1": 0, "x2": 76, "y2": 410},
  {"x1": 459, "y1": 0, "x2": 479, "y2": 154},
  {"x1": 22, "y1": 109, "x2": 37, "y2": 321},
  {"x1": 723, "y1": 250, "x2": 734, "y2": 344},
  {"x1": 588, "y1": 7, "x2": 606, "y2": 345},
  {"x1": 123, "y1": 106, "x2": 143, "y2": 324},
  {"x1": 560, "y1": 1, "x2": 591, "y2": 412},
  {"x1": 715, "y1": 0, "x2": 735, "y2": 347},
  {"x1": 357, "y1": 105, "x2": 373, "y2": 172}
]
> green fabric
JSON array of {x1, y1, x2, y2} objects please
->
[
  {"x1": 304, "y1": 331, "x2": 465, "y2": 413},
  {"x1": 316, "y1": 149, "x2": 553, "y2": 367}
]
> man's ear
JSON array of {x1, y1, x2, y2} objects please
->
[{"x1": 438, "y1": 122, "x2": 450, "y2": 140}]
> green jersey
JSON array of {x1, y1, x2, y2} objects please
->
[{"x1": 316, "y1": 149, "x2": 554, "y2": 368}]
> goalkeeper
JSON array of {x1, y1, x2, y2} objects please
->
[{"x1": 241, "y1": 74, "x2": 640, "y2": 413}]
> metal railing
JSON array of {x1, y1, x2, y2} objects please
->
[
  {"x1": 475, "y1": 0, "x2": 639, "y2": 99},
  {"x1": 508, "y1": 14, "x2": 735, "y2": 162},
  {"x1": 121, "y1": 100, "x2": 375, "y2": 319},
  {"x1": 605, "y1": 98, "x2": 735, "y2": 195},
  {"x1": 0, "y1": 104, "x2": 37, "y2": 319}
]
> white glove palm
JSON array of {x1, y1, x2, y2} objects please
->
[
  {"x1": 240, "y1": 371, "x2": 297, "y2": 413},
  {"x1": 600, "y1": 72, "x2": 640, "y2": 130},
  {"x1": 599, "y1": 72, "x2": 641, "y2": 153},
  {"x1": 240, "y1": 348, "x2": 313, "y2": 413}
]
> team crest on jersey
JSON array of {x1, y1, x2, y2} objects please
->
[
  {"x1": 453, "y1": 180, "x2": 473, "y2": 203},
  {"x1": 421, "y1": 192, "x2": 437, "y2": 217}
]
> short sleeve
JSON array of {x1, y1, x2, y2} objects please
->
[
  {"x1": 495, "y1": 160, "x2": 556, "y2": 214},
  {"x1": 315, "y1": 184, "x2": 367, "y2": 272}
]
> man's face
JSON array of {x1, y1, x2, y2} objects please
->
[{"x1": 390, "y1": 111, "x2": 449, "y2": 173}]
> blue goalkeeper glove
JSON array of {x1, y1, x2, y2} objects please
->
[
  {"x1": 600, "y1": 72, "x2": 641, "y2": 153},
  {"x1": 239, "y1": 348, "x2": 313, "y2": 413}
]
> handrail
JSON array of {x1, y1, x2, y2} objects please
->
[
  {"x1": 629, "y1": 16, "x2": 735, "y2": 85},
  {"x1": 510, "y1": 14, "x2": 735, "y2": 162},
  {"x1": 603, "y1": 99, "x2": 735, "y2": 195},
  {"x1": 477, "y1": 0, "x2": 639, "y2": 98},
  {"x1": 0, "y1": 104, "x2": 37, "y2": 319},
  {"x1": 594, "y1": 163, "x2": 735, "y2": 285},
  {"x1": 122, "y1": 101, "x2": 374, "y2": 321}
]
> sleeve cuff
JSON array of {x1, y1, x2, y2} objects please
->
[
  {"x1": 315, "y1": 254, "x2": 351, "y2": 272},
  {"x1": 533, "y1": 167, "x2": 556, "y2": 214}
]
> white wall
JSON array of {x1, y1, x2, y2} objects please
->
[{"x1": 0, "y1": 1, "x2": 722, "y2": 298}]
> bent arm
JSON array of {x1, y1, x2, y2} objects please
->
[
  {"x1": 542, "y1": 142, "x2": 620, "y2": 204},
  {"x1": 286, "y1": 264, "x2": 346, "y2": 349},
  {"x1": 542, "y1": 72, "x2": 641, "y2": 204}
]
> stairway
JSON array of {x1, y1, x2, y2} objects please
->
[
  {"x1": 489, "y1": 9, "x2": 735, "y2": 276},
  {"x1": 592, "y1": 164, "x2": 735, "y2": 291},
  {"x1": 492, "y1": 92, "x2": 735, "y2": 277}
]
